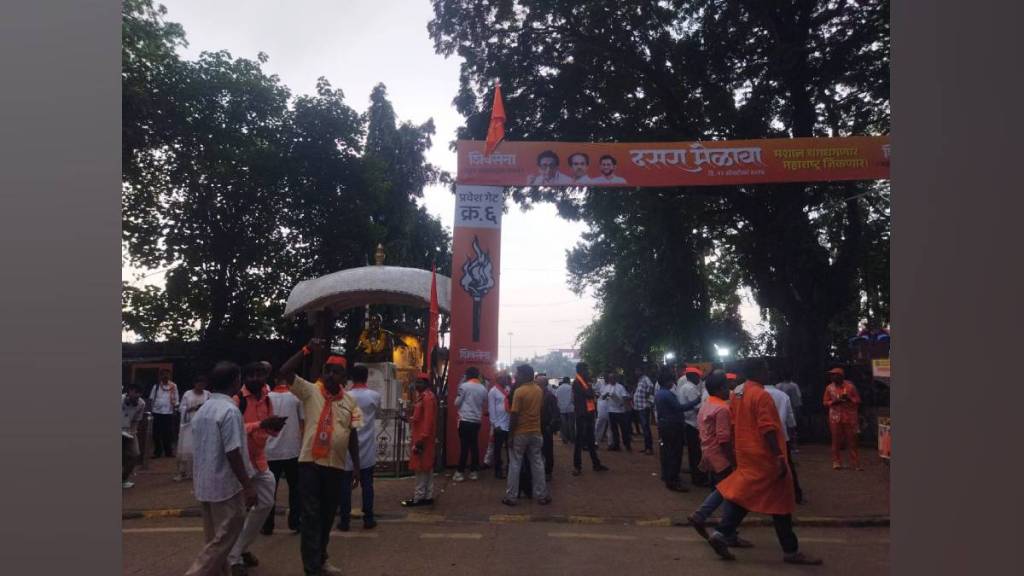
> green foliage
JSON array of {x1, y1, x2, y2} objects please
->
[
  {"x1": 122, "y1": 1, "x2": 451, "y2": 345},
  {"x1": 511, "y1": 351, "x2": 578, "y2": 380}
]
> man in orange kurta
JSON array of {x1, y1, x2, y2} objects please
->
[
  {"x1": 823, "y1": 367, "x2": 862, "y2": 470},
  {"x1": 707, "y1": 360, "x2": 822, "y2": 566},
  {"x1": 402, "y1": 374, "x2": 437, "y2": 507}
]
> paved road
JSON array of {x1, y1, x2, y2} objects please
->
[
  {"x1": 123, "y1": 516, "x2": 889, "y2": 575},
  {"x1": 124, "y1": 442, "x2": 889, "y2": 523}
]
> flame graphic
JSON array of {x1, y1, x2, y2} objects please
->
[
  {"x1": 460, "y1": 236, "x2": 495, "y2": 301},
  {"x1": 460, "y1": 236, "x2": 495, "y2": 342}
]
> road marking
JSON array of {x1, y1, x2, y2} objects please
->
[
  {"x1": 490, "y1": 514, "x2": 530, "y2": 523},
  {"x1": 635, "y1": 518, "x2": 672, "y2": 527},
  {"x1": 420, "y1": 533, "x2": 483, "y2": 540},
  {"x1": 140, "y1": 509, "x2": 189, "y2": 519},
  {"x1": 663, "y1": 535, "x2": 706, "y2": 542},
  {"x1": 801, "y1": 537, "x2": 890, "y2": 544},
  {"x1": 548, "y1": 532, "x2": 637, "y2": 541},
  {"x1": 123, "y1": 527, "x2": 202, "y2": 534},
  {"x1": 122, "y1": 527, "x2": 378, "y2": 538},
  {"x1": 566, "y1": 515, "x2": 606, "y2": 524},
  {"x1": 402, "y1": 512, "x2": 445, "y2": 523}
]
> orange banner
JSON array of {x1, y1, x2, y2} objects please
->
[
  {"x1": 457, "y1": 136, "x2": 889, "y2": 187},
  {"x1": 446, "y1": 185, "x2": 503, "y2": 465}
]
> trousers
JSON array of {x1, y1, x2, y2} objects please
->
[
  {"x1": 573, "y1": 412, "x2": 602, "y2": 471},
  {"x1": 505, "y1": 434, "x2": 549, "y2": 500},
  {"x1": 228, "y1": 470, "x2": 275, "y2": 566},
  {"x1": 184, "y1": 493, "x2": 246, "y2": 576}
]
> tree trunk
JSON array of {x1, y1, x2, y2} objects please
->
[{"x1": 785, "y1": 313, "x2": 830, "y2": 442}]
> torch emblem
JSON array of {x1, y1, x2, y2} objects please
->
[{"x1": 460, "y1": 235, "x2": 495, "y2": 342}]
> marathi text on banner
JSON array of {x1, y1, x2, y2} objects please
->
[
  {"x1": 456, "y1": 136, "x2": 889, "y2": 187},
  {"x1": 454, "y1": 185, "x2": 504, "y2": 229}
]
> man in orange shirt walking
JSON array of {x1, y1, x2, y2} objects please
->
[
  {"x1": 823, "y1": 367, "x2": 862, "y2": 470},
  {"x1": 229, "y1": 362, "x2": 287, "y2": 575},
  {"x1": 704, "y1": 359, "x2": 821, "y2": 566}
]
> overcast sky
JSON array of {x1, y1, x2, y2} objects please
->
[{"x1": 128, "y1": 0, "x2": 760, "y2": 363}]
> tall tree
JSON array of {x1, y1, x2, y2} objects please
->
[
  {"x1": 429, "y1": 0, "x2": 890, "y2": 402},
  {"x1": 122, "y1": 1, "x2": 452, "y2": 350}
]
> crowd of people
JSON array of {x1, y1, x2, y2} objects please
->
[{"x1": 120, "y1": 338, "x2": 869, "y2": 573}]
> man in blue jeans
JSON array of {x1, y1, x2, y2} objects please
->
[{"x1": 338, "y1": 365, "x2": 379, "y2": 531}]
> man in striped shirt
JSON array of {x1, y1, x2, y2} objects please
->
[{"x1": 632, "y1": 365, "x2": 656, "y2": 455}]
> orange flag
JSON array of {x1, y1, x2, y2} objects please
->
[
  {"x1": 483, "y1": 83, "x2": 506, "y2": 156},
  {"x1": 427, "y1": 262, "x2": 439, "y2": 374}
]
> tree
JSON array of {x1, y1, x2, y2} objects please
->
[
  {"x1": 429, "y1": 0, "x2": 890, "y2": 403},
  {"x1": 122, "y1": 1, "x2": 452, "y2": 350},
  {"x1": 511, "y1": 351, "x2": 578, "y2": 380}
]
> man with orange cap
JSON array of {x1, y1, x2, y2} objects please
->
[
  {"x1": 704, "y1": 359, "x2": 822, "y2": 565},
  {"x1": 823, "y1": 367, "x2": 862, "y2": 470},
  {"x1": 277, "y1": 340, "x2": 364, "y2": 576},
  {"x1": 677, "y1": 366, "x2": 709, "y2": 486}
]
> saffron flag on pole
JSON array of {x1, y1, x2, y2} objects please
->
[
  {"x1": 427, "y1": 262, "x2": 439, "y2": 374},
  {"x1": 483, "y1": 83, "x2": 506, "y2": 156}
]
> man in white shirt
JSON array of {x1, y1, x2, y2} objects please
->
[
  {"x1": 568, "y1": 152, "x2": 595, "y2": 185},
  {"x1": 338, "y1": 365, "x2": 381, "y2": 531},
  {"x1": 183, "y1": 362, "x2": 257, "y2": 576},
  {"x1": 262, "y1": 370, "x2": 305, "y2": 535},
  {"x1": 677, "y1": 367, "x2": 709, "y2": 486},
  {"x1": 594, "y1": 375, "x2": 611, "y2": 448},
  {"x1": 606, "y1": 374, "x2": 632, "y2": 451},
  {"x1": 454, "y1": 367, "x2": 488, "y2": 481},
  {"x1": 775, "y1": 373, "x2": 803, "y2": 444},
  {"x1": 122, "y1": 383, "x2": 146, "y2": 488},
  {"x1": 555, "y1": 377, "x2": 575, "y2": 444},
  {"x1": 149, "y1": 369, "x2": 180, "y2": 458},
  {"x1": 765, "y1": 379, "x2": 804, "y2": 504},
  {"x1": 487, "y1": 372, "x2": 512, "y2": 478},
  {"x1": 526, "y1": 150, "x2": 574, "y2": 186}
]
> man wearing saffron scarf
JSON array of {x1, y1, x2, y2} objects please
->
[
  {"x1": 402, "y1": 374, "x2": 437, "y2": 507},
  {"x1": 704, "y1": 359, "x2": 822, "y2": 566},
  {"x1": 278, "y1": 340, "x2": 363, "y2": 576},
  {"x1": 571, "y1": 362, "x2": 609, "y2": 476},
  {"x1": 823, "y1": 367, "x2": 862, "y2": 470}
]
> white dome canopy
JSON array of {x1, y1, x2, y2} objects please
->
[{"x1": 283, "y1": 265, "x2": 452, "y2": 317}]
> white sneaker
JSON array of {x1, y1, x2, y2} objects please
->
[
  {"x1": 322, "y1": 562, "x2": 344, "y2": 576},
  {"x1": 122, "y1": 481, "x2": 135, "y2": 489},
  {"x1": 453, "y1": 472, "x2": 465, "y2": 482},
  {"x1": 469, "y1": 471, "x2": 479, "y2": 481}
]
